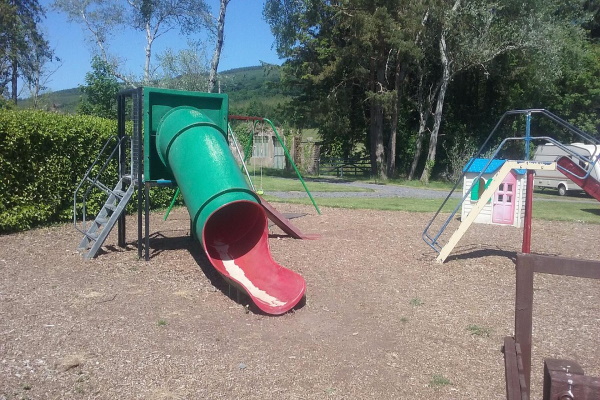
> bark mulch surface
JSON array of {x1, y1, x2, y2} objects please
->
[{"x1": 1, "y1": 204, "x2": 598, "y2": 399}]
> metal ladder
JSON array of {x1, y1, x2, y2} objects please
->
[{"x1": 74, "y1": 135, "x2": 135, "y2": 259}]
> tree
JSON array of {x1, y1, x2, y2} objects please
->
[
  {"x1": 409, "y1": 0, "x2": 591, "y2": 183},
  {"x1": 266, "y1": 0, "x2": 598, "y2": 182},
  {"x1": 207, "y1": 0, "x2": 230, "y2": 93},
  {"x1": 156, "y1": 40, "x2": 210, "y2": 91},
  {"x1": 53, "y1": 0, "x2": 213, "y2": 85},
  {"x1": 22, "y1": 45, "x2": 62, "y2": 108},
  {"x1": 265, "y1": 0, "x2": 426, "y2": 179},
  {"x1": 78, "y1": 56, "x2": 120, "y2": 119},
  {"x1": 0, "y1": 0, "x2": 52, "y2": 104}
]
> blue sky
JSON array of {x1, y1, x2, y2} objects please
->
[{"x1": 39, "y1": 0, "x2": 283, "y2": 91}]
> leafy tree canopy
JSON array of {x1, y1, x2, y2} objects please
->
[{"x1": 78, "y1": 56, "x2": 120, "y2": 119}]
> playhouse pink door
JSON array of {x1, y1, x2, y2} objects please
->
[{"x1": 492, "y1": 172, "x2": 516, "y2": 225}]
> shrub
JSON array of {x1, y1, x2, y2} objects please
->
[
  {"x1": 0, "y1": 110, "x2": 184, "y2": 233},
  {"x1": 0, "y1": 110, "x2": 118, "y2": 232}
]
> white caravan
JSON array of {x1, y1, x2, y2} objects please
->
[{"x1": 533, "y1": 143, "x2": 600, "y2": 195}]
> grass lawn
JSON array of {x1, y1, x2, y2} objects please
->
[
  {"x1": 255, "y1": 169, "x2": 600, "y2": 223},
  {"x1": 533, "y1": 199, "x2": 600, "y2": 223},
  {"x1": 262, "y1": 188, "x2": 600, "y2": 225}
]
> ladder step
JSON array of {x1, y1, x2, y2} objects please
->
[
  {"x1": 76, "y1": 175, "x2": 135, "y2": 259},
  {"x1": 85, "y1": 232, "x2": 99, "y2": 241}
]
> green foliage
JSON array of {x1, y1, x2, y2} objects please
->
[
  {"x1": 0, "y1": 0, "x2": 51, "y2": 103},
  {"x1": 429, "y1": 374, "x2": 452, "y2": 388},
  {"x1": 0, "y1": 96, "x2": 15, "y2": 110},
  {"x1": 466, "y1": 324, "x2": 492, "y2": 337},
  {"x1": 0, "y1": 109, "x2": 180, "y2": 233},
  {"x1": 77, "y1": 56, "x2": 120, "y2": 119},
  {"x1": 409, "y1": 297, "x2": 424, "y2": 306},
  {"x1": 156, "y1": 40, "x2": 210, "y2": 91},
  {"x1": 18, "y1": 87, "x2": 82, "y2": 113},
  {"x1": 0, "y1": 109, "x2": 115, "y2": 232},
  {"x1": 265, "y1": 0, "x2": 600, "y2": 182}
]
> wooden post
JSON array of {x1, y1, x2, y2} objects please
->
[
  {"x1": 515, "y1": 254, "x2": 535, "y2": 397},
  {"x1": 543, "y1": 359, "x2": 600, "y2": 400},
  {"x1": 522, "y1": 170, "x2": 534, "y2": 253}
]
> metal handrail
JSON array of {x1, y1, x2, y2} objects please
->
[{"x1": 73, "y1": 135, "x2": 127, "y2": 234}]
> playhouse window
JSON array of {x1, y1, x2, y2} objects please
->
[
  {"x1": 471, "y1": 178, "x2": 492, "y2": 201},
  {"x1": 507, "y1": 184, "x2": 513, "y2": 192}
]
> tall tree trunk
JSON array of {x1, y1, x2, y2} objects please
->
[
  {"x1": 386, "y1": 59, "x2": 406, "y2": 177},
  {"x1": 408, "y1": 114, "x2": 428, "y2": 180},
  {"x1": 11, "y1": 59, "x2": 18, "y2": 104},
  {"x1": 409, "y1": 72, "x2": 437, "y2": 180},
  {"x1": 208, "y1": 0, "x2": 230, "y2": 93},
  {"x1": 420, "y1": 33, "x2": 451, "y2": 184},
  {"x1": 144, "y1": 22, "x2": 152, "y2": 84},
  {"x1": 369, "y1": 60, "x2": 386, "y2": 180}
]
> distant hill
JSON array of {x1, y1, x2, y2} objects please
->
[
  {"x1": 18, "y1": 87, "x2": 82, "y2": 113},
  {"x1": 18, "y1": 65, "x2": 289, "y2": 116}
]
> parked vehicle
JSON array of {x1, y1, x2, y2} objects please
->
[{"x1": 533, "y1": 143, "x2": 600, "y2": 195}]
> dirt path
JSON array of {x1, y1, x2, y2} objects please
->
[{"x1": 1, "y1": 205, "x2": 598, "y2": 399}]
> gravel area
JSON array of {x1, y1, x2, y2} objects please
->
[{"x1": 1, "y1": 204, "x2": 598, "y2": 400}]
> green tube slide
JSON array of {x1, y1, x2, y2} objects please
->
[{"x1": 155, "y1": 106, "x2": 306, "y2": 315}]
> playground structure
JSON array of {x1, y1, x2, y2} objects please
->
[
  {"x1": 73, "y1": 87, "x2": 318, "y2": 315},
  {"x1": 423, "y1": 109, "x2": 600, "y2": 263},
  {"x1": 422, "y1": 109, "x2": 600, "y2": 398},
  {"x1": 503, "y1": 253, "x2": 600, "y2": 400}
]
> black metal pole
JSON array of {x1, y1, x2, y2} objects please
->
[
  {"x1": 145, "y1": 182, "x2": 150, "y2": 261},
  {"x1": 136, "y1": 88, "x2": 144, "y2": 260},
  {"x1": 117, "y1": 92, "x2": 127, "y2": 247}
]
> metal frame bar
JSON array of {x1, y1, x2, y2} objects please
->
[
  {"x1": 115, "y1": 87, "x2": 146, "y2": 259},
  {"x1": 117, "y1": 92, "x2": 127, "y2": 247}
]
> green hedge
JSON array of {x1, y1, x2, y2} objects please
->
[{"x1": 0, "y1": 110, "x2": 179, "y2": 233}]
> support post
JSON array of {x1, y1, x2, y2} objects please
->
[
  {"x1": 136, "y1": 87, "x2": 144, "y2": 260},
  {"x1": 138, "y1": 183, "x2": 143, "y2": 259},
  {"x1": 117, "y1": 93, "x2": 127, "y2": 248},
  {"x1": 145, "y1": 182, "x2": 150, "y2": 261},
  {"x1": 515, "y1": 254, "x2": 534, "y2": 398},
  {"x1": 522, "y1": 170, "x2": 534, "y2": 253}
]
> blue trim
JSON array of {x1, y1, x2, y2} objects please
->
[{"x1": 464, "y1": 158, "x2": 526, "y2": 175}]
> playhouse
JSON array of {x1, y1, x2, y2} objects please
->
[{"x1": 461, "y1": 159, "x2": 527, "y2": 227}]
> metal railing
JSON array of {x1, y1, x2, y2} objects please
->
[{"x1": 73, "y1": 135, "x2": 127, "y2": 235}]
